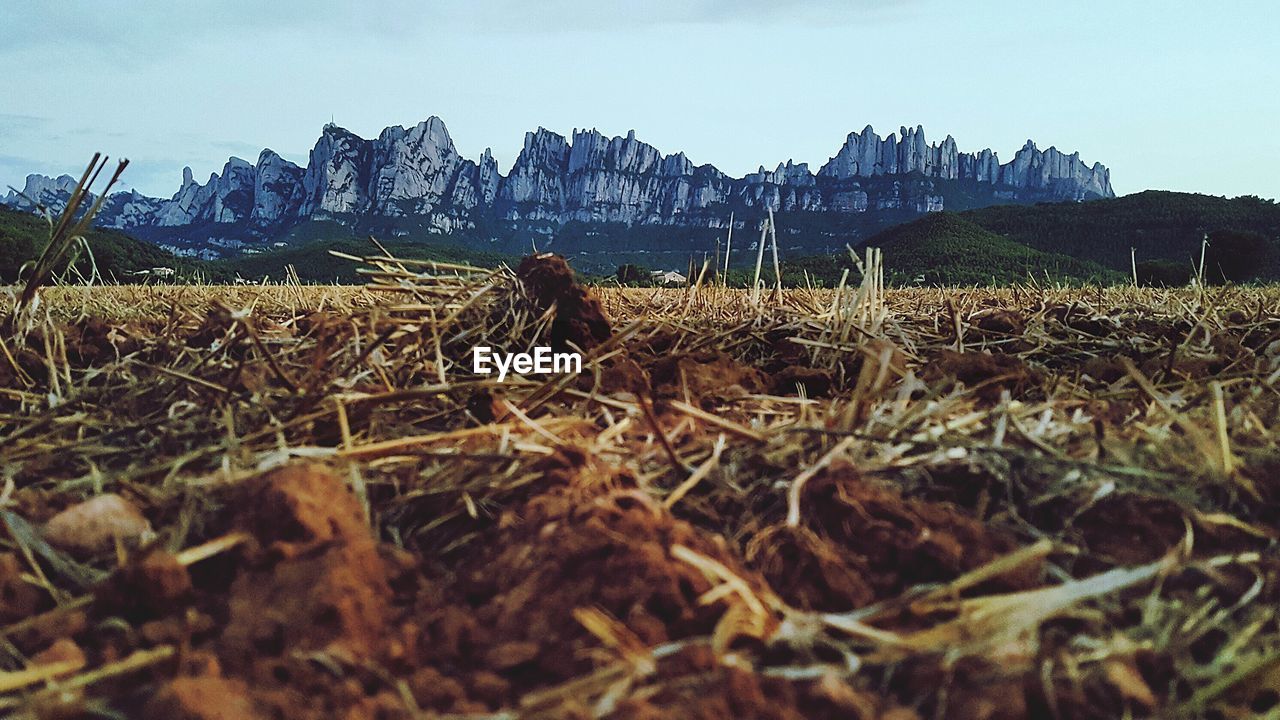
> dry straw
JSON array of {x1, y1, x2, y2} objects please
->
[{"x1": 1, "y1": 228, "x2": 1278, "y2": 718}]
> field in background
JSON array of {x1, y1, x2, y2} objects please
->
[
  {"x1": 2, "y1": 273, "x2": 1279, "y2": 718},
  {"x1": 18, "y1": 281, "x2": 1280, "y2": 321}
]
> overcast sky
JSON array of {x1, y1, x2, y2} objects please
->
[{"x1": 1, "y1": 0, "x2": 1276, "y2": 200}]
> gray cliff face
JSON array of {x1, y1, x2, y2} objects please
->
[
  {"x1": 370, "y1": 118, "x2": 462, "y2": 216},
  {"x1": 302, "y1": 125, "x2": 370, "y2": 217},
  {"x1": 4, "y1": 174, "x2": 79, "y2": 210},
  {"x1": 1001, "y1": 140, "x2": 1112, "y2": 199},
  {"x1": 153, "y1": 166, "x2": 213, "y2": 227},
  {"x1": 4, "y1": 118, "x2": 1115, "y2": 246},
  {"x1": 253, "y1": 150, "x2": 305, "y2": 223},
  {"x1": 208, "y1": 158, "x2": 256, "y2": 224},
  {"x1": 554, "y1": 128, "x2": 732, "y2": 224},
  {"x1": 499, "y1": 128, "x2": 570, "y2": 213},
  {"x1": 818, "y1": 126, "x2": 1112, "y2": 199},
  {"x1": 101, "y1": 191, "x2": 165, "y2": 229},
  {"x1": 448, "y1": 147, "x2": 500, "y2": 209}
]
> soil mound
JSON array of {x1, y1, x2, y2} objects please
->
[
  {"x1": 221, "y1": 464, "x2": 392, "y2": 664},
  {"x1": 648, "y1": 350, "x2": 767, "y2": 404},
  {"x1": 927, "y1": 350, "x2": 1039, "y2": 401},
  {"x1": 516, "y1": 253, "x2": 612, "y2": 351},
  {"x1": 749, "y1": 463, "x2": 1035, "y2": 611},
  {"x1": 404, "y1": 484, "x2": 773, "y2": 707}
]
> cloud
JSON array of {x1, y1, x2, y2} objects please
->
[
  {"x1": 1, "y1": 0, "x2": 921, "y2": 53},
  {"x1": 0, "y1": 114, "x2": 50, "y2": 131}
]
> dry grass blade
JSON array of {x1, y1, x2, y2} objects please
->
[
  {"x1": 13, "y1": 154, "x2": 129, "y2": 321},
  {"x1": 2, "y1": 265, "x2": 1279, "y2": 718}
]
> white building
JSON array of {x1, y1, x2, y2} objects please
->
[{"x1": 650, "y1": 270, "x2": 687, "y2": 286}]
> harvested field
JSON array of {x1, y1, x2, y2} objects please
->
[{"x1": 2, "y1": 257, "x2": 1280, "y2": 719}]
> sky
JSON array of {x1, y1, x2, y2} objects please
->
[{"x1": 1, "y1": 0, "x2": 1277, "y2": 200}]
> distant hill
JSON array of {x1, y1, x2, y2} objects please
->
[
  {"x1": 781, "y1": 213, "x2": 1120, "y2": 286},
  {"x1": 210, "y1": 233, "x2": 515, "y2": 284},
  {"x1": 0, "y1": 203, "x2": 202, "y2": 283},
  {"x1": 956, "y1": 190, "x2": 1280, "y2": 274},
  {"x1": 0, "y1": 203, "x2": 517, "y2": 285},
  {"x1": 875, "y1": 214, "x2": 1121, "y2": 285},
  {"x1": 778, "y1": 190, "x2": 1280, "y2": 287}
]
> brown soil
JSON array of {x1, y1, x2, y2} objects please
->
[
  {"x1": 221, "y1": 465, "x2": 392, "y2": 664},
  {"x1": 145, "y1": 675, "x2": 267, "y2": 720},
  {"x1": 0, "y1": 552, "x2": 46, "y2": 622},
  {"x1": 648, "y1": 350, "x2": 767, "y2": 405},
  {"x1": 748, "y1": 464, "x2": 1036, "y2": 612},
  {"x1": 971, "y1": 308, "x2": 1027, "y2": 337},
  {"x1": 1065, "y1": 493, "x2": 1270, "y2": 570},
  {"x1": 411, "y1": 488, "x2": 774, "y2": 704},
  {"x1": 926, "y1": 349, "x2": 1040, "y2": 401},
  {"x1": 95, "y1": 548, "x2": 193, "y2": 620},
  {"x1": 4, "y1": 282, "x2": 1279, "y2": 719}
]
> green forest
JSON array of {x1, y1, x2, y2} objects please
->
[
  {"x1": 3, "y1": 189, "x2": 1277, "y2": 287},
  {"x1": 783, "y1": 213, "x2": 1123, "y2": 287},
  {"x1": 956, "y1": 191, "x2": 1280, "y2": 277},
  {"x1": 0, "y1": 205, "x2": 206, "y2": 283},
  {"x1": 762, "y1": 191, "x2": 1280, "y2": 288}
]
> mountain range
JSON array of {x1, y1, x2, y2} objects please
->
[{"x1": 2, "y1": 118, "x2": 1113, "y2": 260}]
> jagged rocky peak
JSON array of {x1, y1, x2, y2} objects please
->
[
  {"x1": 1, "y1": 173, "x2": 79, "y2": 209},
  {"x1": 99, "y1": 190, "x2": 164, "y2": 229},
  {"x1": 1003, "y1": 140, "x2": 1113, "y2": 199},
  {"x1": 447, "y1": 144, "x2": 501, "y2": 210},
  {"x1": 567, "y1": 127, "x2": 663, "y2": 176},
  {"x1": 370, "y1": 117, "x2": 463, "y2": 215},
  {"x1": 659, "y1": 151, "x2": 692, "y2": 177},
  {"x1": 6, "y1": 117, "x2": 1116, "y2": 245},
  {"x1": 154, "y1": 165, "x2": 212, "y2": 227},
  {"x1": 475, "y1": 147, "x2": 500, "y2": 204},
  {"x1": 817, "y1": 124, "x2": 1111, "y2": 198},
  {"x1": 301, "y1": 123, "x2": 372, "y2": 216},
  {"x1": 520, "y1": 128, "x2": 572, "y2": 170},
  {"x1": 501, "y1": 128, "x2": 571, "y2": 208},
  {"x1": 777, "y1": 160, "x2": 815, "y2": 186},
  {"x1": 253, "y1": 150, "x2": 305, "y2": 223},
  {"x1": 208, "y1": 157, "x2": 256, "y2": 223}
]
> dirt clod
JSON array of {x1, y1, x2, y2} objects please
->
[
  {"x1": 0, "y1": 552, "x2": 46, "y2": 622},
  {"x1": 750, "y1": 463, "x2": 1034, "y2": 611},
  {"x1": 516, "y1": 253, "x2": 612, "y2": 351},
  {"x1": 221, "y1": 465, "x2": 391, "y2": 663},
  {"x1": 927, "y1": 349, "x2": 1038, "y2": 401},
  {"x1": 31, "y1": 637, "x2": 86, "y2": 671},
  {"x1": 649, "y1": 351, "x2": 767, "y2": 405},
  {"x1": 972, "y1": 308, "x2": 1027, "y2": 336},
  {"x1": 145, "y1": 676, "x2": 266, "y2": 720},
  {"x1": 95, "y1": 548, "x2": 193, "y2": 620}
]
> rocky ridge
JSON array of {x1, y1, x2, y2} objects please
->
[{"x1": 3, "y1": 118, "x2": 1114, "y2": 248}]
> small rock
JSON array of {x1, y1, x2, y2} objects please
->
[{"x1": 43, "y1": 494, "x2": 152, "y2": 557}]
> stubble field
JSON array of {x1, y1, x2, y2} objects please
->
[{"x1": 1, "y1": 257, "x2": 1279, "y2": 719}]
